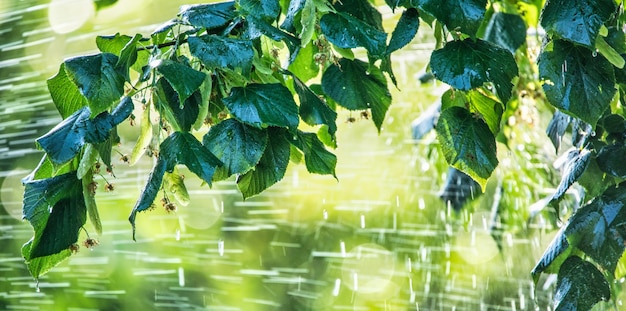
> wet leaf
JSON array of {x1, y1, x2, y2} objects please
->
[
  {"x1": 280, "y1": 0, "x2": 306, "y2": 33},
  {"x1": 47, "y1": 63, "x2": 88, "y2": 119},
  {"x1": 22, "y1": 172, "x2": 86, "y2": 278},
  {"x1": 484, "y1": 12, "x2": 527, "y2": 53},
  {"x1": 334, "y1": 0, "x2": 383, "y2": 31},
  {"x1": 63, "y1": 53, "x2": 126, "y2": 116},
  {"x1": 546, "y1": 110, "x2": 573, "y2": 154},
  {"x1": 321, "y1": 58, "x2": 391, "y2": 131},
  {"x1": 154, "y1": 78, "x2": 201, "y2": 132},
  {"x1": 129, "y1": 157, "x2": 168, "y2": 237},
  {"x1": 36, "y1": 97, "x2": 133, "y2": 165},
  {"x1": 540, "y1": 0, "x2": 615, "y2": 48},
  {"x1": 539, "y1": 40, "x2": 616, "y2": 127},
  {"x1": 430, "y1": 39, "x2": 517, "y2": 103},
  {"x1": 289, "y1": 131, "x2": 337, "y2": 178},
  {"x1": 554, "y1": 256, "x2": 610, "y2": 310},
  {"x1": 320, "y1": 12, "x2": 387, "y2": 59},
  {"x1": 467, "y1": 89, "x2": 503, "y2": 135},
  {"x1": 203, "y1": 118, "x2": 268, "y2": 176},
  {"x1": 531, "y1": 229, "x2": 571, "y2": 283},
  {"x1": 239, "y1": 0, "x2": 280, "y2": 21},
  {"x1": 188, "y1": 35, "x2": 254, "y2": 73},
  {"x1": 237, "y1": 128, "x2": 290, "y2": 199},
  {"x1": 293, "y1": 75, "x2": 337, "y2": 136},
  {"x1": 178, "y1": 2, "x2": 237, "y2": 30},
  {"x1": 597, "y1": 144, "x2": 626, "y2": 178},
  {"x1": 245, "y1": 16, "x2": 300, "y2": 61},
  {"x1": 435, "y1": 106, "x2": 498, "y2": 191},
  {"x1": 224, "y1": 83, "x2": 299, "y2": 131},
  {"x1": 386, "y1": 8, "x2": 419, "y2": 55},
  {"x1": 156, "y1": 60, "x2": 206, "y2": 106},
  {"x1": 551, "y1": 148, "x2": 591, "y2": 203},
  {"x1": 416, "y1": 0, "x2": 487, "y2": 36},
  {"x1": 96, "y1": 33, "x2": 145, "y2": 80}
]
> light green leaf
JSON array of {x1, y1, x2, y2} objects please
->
[
  {"x1": 288, "y1": 42, "x2": 319, "y2": 82},
  {"x1": 467, "y1": 89, "x2": 503, "y2": 135},
  {"x1": 435, "y1": 106, "x2": 498, "y2": 191},
  {"x1": 130, "y1": 105, "x2": 154, "y2": 165},
  {"x1": 164, "y1": 171, "x2": 190, "y2": 207},
  {"x1": 47, "y1": 63, "x2": 88, "y2": 119},
  {"x1": 82, "y1": 169, "x2": 102, "y2": 235},
  {"x1": 224, "y1": 83, "x2": 300, "y2": 131}
]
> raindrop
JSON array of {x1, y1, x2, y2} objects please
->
[
  {"x1": 340, "y1": 241, "x2": 346, "y2": 257},
  {"x1": 220, "y1": 201, "x2": 224, "y2": 213},
  {"x1": 323, "y1": 209, "x2": 328, "y2": 220},
  {"x1": 35, "y1": 279, "x2": 40, "y2": 293},
  {"x1": 175, "y1": 229, "x2": 180, "y2": 241},
  {"x1": 360, "y1": 214, "x2": 365, "y2": 228},
  {"x1": 178, "y1": 267, "x2": 185, "y2": 287},
  {"x1": 352, "y1": 272, "x2": 358, "y2": 291},
  {"x1": 332, "y1": 278, "x2": 341, "y2": 296},
  {"x1": 218, "y1": 239, "x2": 225, "y2": 256},
  {"x1": 406, "y1": 257, "x2": 412, "y2": 272},
  {"x1": 592, "y1": 50, "x2": 598, "y2": 57}
]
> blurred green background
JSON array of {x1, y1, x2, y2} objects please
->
[{"x1": 0, "y1": 0, "x2": 571, "y2": 310}]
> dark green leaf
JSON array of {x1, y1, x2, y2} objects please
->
[
  {"x1": 387, "y1": 8, "x2": 419, "y2": 54},
  {"x1": 293, "y1": 76, "x2": 337, "y2": 136},
  {"x1": 245, "y1": 16, "x2": 301, "y2": 61},
  {"x1": 289, "y1": 131, "x2": 337, "y2": 177},
  {"x1": 22, "y1": 172, "x2": 86, "y2": 277},
  {"x1": 484, "y1": 12, "x2": 527, "y2": 53},
  {"x1": 597, "y1": 144, "x2": 626, "y2": 178},
  {"x1": 129, "y1": 157, "x2": 168, "y2": 238},
  {"x1": 202, "y1": 118, "x2": 268, "y2": 175},
  {"x1": 435, "y1": 106, "x2": 498, "y2": 190},
  {"x1": 280, "y1": 0, "x2": 306, "y2": 33},
  {"x1": 540, "y1": 0, "x2": 615, "y2": 48},
  {"x1": 539, "y1": 40, "x2": 616, "y2": 127},
  {"x1": 564, "y1": 182, "x2": 626, "y2": 273},
  {"x1": 178, "y1": 2, "x2": 237, "y2": 30},
  {"x1": 93, "y1": 0, "x2": 117, "y2": 10},
  {"x1": 601, "y1": 114, "x2": 626, "y2": 134},
  {"x1": 554, "y1": 256, "x2": 610, "y2": 310},
  {"x1": 380, "y1": 55, "x2": 397, "y2": 86},
  {"x1": 155, "y1": 78, "x2": 201, "y2": 132},
  {"x1": 335, "y1": 0, "x2": 384, "y2": 31},
  {"x1": 94, "y1": 128, "x2": 120, "y2": 170},
  {"x1": 64, "y1": 53, "x2": 126, "y2": 116},
  {"x1": 430, "y1": 39, "x2": 518, "y2": 103},
  {"x1": 239, "y1": 0, "x2": 280, "y2": 21},
  {"x1": 36, "y1": 97, "x2": 133, "y2": 165},
  {"x1": 188, "y1": 35, "x2": 254, "y2": 73},
  {"x1": 577, "y1": 157, "x2": 613, "y2": 199},
  {"x1": 237, "y1": 127, "x2": 290, "y2": 199},
  {"x1": 551, "y1": 148, "x2": 591, "y2": 202},
  {"x1": 47, "y1": 63, "x2": 88, "y2": 119},
  {"x1": 321, "y1": 58, "x2": 391, "y2": 131},
  {"x1": 224, "y1": 83, "x2": 299, "y2": 131},
  {"x1": 156, "y1": 60, "x2": 205, "y2": 106},
  {"x1": 416, "y1": 0, "x2": 487, "y2": 36},
  {"x1": 320, "y1": 12, "x2": 387, "y2": 59},
  {"x1": 531, "y1": 230, "x2": 571, "y2": 284},
  {"x1": 546, "y1": 110, "x2": 573, "y2": 154}
]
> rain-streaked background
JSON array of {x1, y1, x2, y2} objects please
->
[{"x1": 0, "y1": 0, "x2": 580, "y2": 310}]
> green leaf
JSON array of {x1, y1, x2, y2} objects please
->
[
  {"x1": 239, "y1": 0, "x2": 280, "y2": 21},
  {"x1": 130, "y1": 105, "x2": 154, "y2": 165},
  {"x1": 155, "y1": 78, "x2": 201, "y2": 132},
  {"x1": 540, "y1": 0, "x2": 615, "y2": 48},
  {"x1": 467, "y1": 89, "x2": 503, "y2": 135},
  {"x1": 288, "y1": 42, "x2": 319, "y2": 82},
  {"x1": 188, "y1": 35, "x2": 255, "y2": 73},
  {"x1": 551, "y1": 148, "x2": 591, "y2": 202},
  {"x1": 94, "y1": 128, "x2": 119, "y2": 171},
  {"x1": 484, "y1": 12, "x2": 527, "y2": 53},
  {"x1": 129, "y1": 132, "x2": 222, "y2": 237},
  {"x1": 178, "y1": 2, "x2": 237, "y2": 30},
  {"x1": 538, "y1": 40, "x2": 616, "y2": 127},
  {"x1": 597, "y1": 144, "x2": 626, "y2": 178},
  {"x1": 435, "y1": 106, "x2": 498, "y2": 191},
  {"x1": 289, "y1": 131, "x2": 337, "y2": 177},
  {"x1": 63, "y1": 53, "x2": 126, "y2": 116},
  {"x1": 202, "y1": 118, "x2": 268, "y2": 175},
  {"x1": 245, "y1": 16, "x2": 301, "y2": 61},
  {"x1": 319, "y1": 12, "x2": 387, "y2": 59},
  {"x1": 293, "y1": 76, "x2": 337, "y2": 136},
  {"x1": 564, "y1": 182, "x2": 626, "y2": 273},
  {"x1": 430, "y1": 39, "x2": 518, "y2": 103},
  {"x1": 546, "y1": 110, "x2": 573, "y2": 153},
  {"x1": 554, "y1": 256, "x2": 610, "y2": 310},
  {"x1": 82, "y1": 169, "x2": 102, "y2": 235},
  {"x1": 596, "y1": 36, "x2": 625, "y2": 69},
  {"x1": 163, "y1": 171, "x2": 190, "y2": 207},
  {"x1": 334, "y1": 0, "x2": 384, "y2": 31},
  {"x1": 299, "y1": 0, "x2": 316, "y2": 46},
  {"x1": 77, "y1": 143, "x2": 98, "y2": 179},
  {"x1": 577, "y1": 157, "x2": 613, "y2": 199},
  {"x1": 96, "y1": 33, "x2": 145, "y2": 80},
  {"x1": 22, "y1": 172, "x2": 86, "y2": 277},
  {"x1": 224, "y1": 83, "x2": 300, "y2": 131},
  {"x1": 416, "y1": 0, "x2": 487, "y2": 37},
  {"x1": 156, "y1": 60, "x2": 206, "y2": 106},
  {"x1": 281, "y1": 0, "x2": 306, "y2": 33},
  {"x1": 386, "y1": 8, "x2": 419, "y2": 55},
  {"x1": 237, "y1": 127, "x2": 290, "y2": 199},
  {"x1": 47, "y1": 63, "x2": 88, "y2": 119},
  {"x1": 321, "y1": 58, "x2": 391, "y2": 131},
  {"x1": 93, "y1": 0, "x2": 117, "y2": 10},
  {"x1": 531, "y1": 230, "x2": 571, "y2": 284},
  {"x1": 36, "y1": 97, "x2": 133, "y2": 165}
]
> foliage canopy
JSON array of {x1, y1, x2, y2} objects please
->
[{"x1": 20, "y1": 0, "x2": 626, "y2": 309}]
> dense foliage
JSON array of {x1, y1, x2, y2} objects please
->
[{"x1": 20, "y1": 0, "x2": 626, "y2": 309}]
